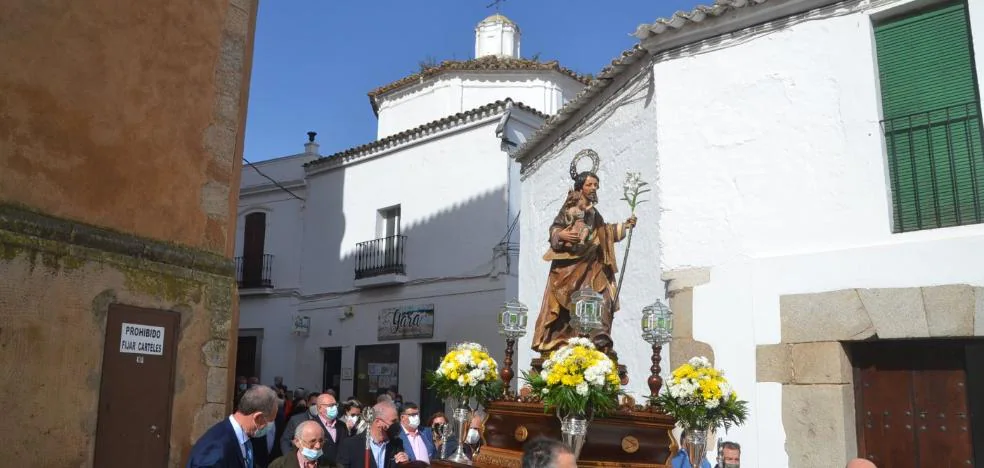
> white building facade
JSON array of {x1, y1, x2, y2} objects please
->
[
  {"x1": 235, "y1": 15, "x2": 586, "y2": 417},
  {"x1": 513, "y1": 0, "x2": 984, "y2": 466}
]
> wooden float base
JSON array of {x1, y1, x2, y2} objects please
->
[{"x1": 433, "y1": 400, "x2": 677, "y2": 468}]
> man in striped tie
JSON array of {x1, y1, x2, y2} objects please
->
[{"x1": 188, "y1": 385, "x2": 280, "y2": 468}]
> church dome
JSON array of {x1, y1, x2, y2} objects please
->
[{"x1": 478, "y1": 13, "x2": 516, "y2": 27}]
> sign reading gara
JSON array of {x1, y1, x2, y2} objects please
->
[{"x1": 378, "y1": 304, "x2": 435, "y2": 340}]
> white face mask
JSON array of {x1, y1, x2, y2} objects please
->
[
  {"x1": 466, "y1": 428, "x2": 480, "y2": 444},
  {"x1": 407, "y1": 415, "x2": 420, "y2": 429}
]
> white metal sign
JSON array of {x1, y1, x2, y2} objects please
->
[{"x1": 120, "y1": 322, "x2": 165, "y2": 356}]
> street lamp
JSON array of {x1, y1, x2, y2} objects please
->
[
  {"x1": 641, "y1": 299, "x2": 674, "y2": 397},
  {"x1": 498, "y1": 299, "x2": 528, "y2": 396}
]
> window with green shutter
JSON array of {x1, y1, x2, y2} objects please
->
[{"x1": 875, "y1": 0, "x2": 984, "y2": 232}]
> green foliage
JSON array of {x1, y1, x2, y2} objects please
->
[
  {"x1": 523, "y1": 370, "x2": 621, "y2": 418},
  {"x1": 425, "y1": 370, "x2": 503, "y2": 407},
  {"x1": 651, "y1": 392, "x2": 749, "y2": 431}
]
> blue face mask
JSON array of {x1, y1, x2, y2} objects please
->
[
  {"x1": 301, "y1": 447, "x2": 323, "y2": 461},
  {"x1": 252, "y1": 422, "x2": 273, "y2": 439},
  {"x1": 325, "y1": 405, "x2": 338, "y2": 420}
]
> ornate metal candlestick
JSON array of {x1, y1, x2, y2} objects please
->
[
  {"x1": 641, "y1": 298, "x2": 674, "y2": 397},
  {"x1": 498, "y1": 299, "x2": 528, "y2": 397}
]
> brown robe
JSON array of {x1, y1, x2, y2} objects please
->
[{"x1": 531, "y1": 198, "x2": 626, "y2": 354}]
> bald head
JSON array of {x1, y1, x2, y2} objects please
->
[{"x1": 846, "y1": 459, "x2": 877, "y2": 468}]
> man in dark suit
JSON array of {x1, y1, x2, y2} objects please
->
[
  {"x1": 396, "y1": 403, "x2": 436, "y2": 463},
  {"x1": 337, "y1": 401, "x2": 409, "y2": 468},
  {"x1": 187, "y1": 385, "x2": 280, "y2": 468},
  {"x1": 280, "y1": 393, "x2": 347, "y2": 464}
]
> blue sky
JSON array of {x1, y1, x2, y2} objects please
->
[{"x1": 243, "y1": 0, "x2": 701, "y2": 161}]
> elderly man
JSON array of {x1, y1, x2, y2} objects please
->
[
  {"x1": 397, "y1": 403, "x2": 436, "y2": 463},
  {"x1": 281, "y1": 393, "x2": 347, "y2": 464},
  {"x1": 521, "y1": 437, "x2": 576, "y2": 468},
  {"x1": 187, "y1": 385, "x2": 279, "y2": 468},
  {"x1": 846, "y1": 459, "x2": 878, "y2": 468},
  {"x1": 268, "y1": 421, "x2": 333, "y2": 468},
  {"x1": 337, "y1": 401, "x2": 409, "y2": 468}
]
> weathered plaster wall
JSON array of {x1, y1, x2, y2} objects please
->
[
  {"x1": 0, "y1": 208, "x2": 237, "y2": 467},
  {"x1": 0, "y1": 0, "x2": 258, "y2": 465},
  {"x1": 0, "y1": 0, "x2": 255, "y2": 256}
]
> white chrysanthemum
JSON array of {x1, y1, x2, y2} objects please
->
[
  {"x1": 689, "y1": 356, "x2": 711, "y2": 368},
  {"x1": 575, "y1": 382, "x2": 589, "y2": 396},
  {"x1": 705, "y1": 398, "x2": 720, "y2": 409}
]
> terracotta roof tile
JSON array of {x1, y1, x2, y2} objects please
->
[{"x1": 304, "y1": 99, "x2": 547, "y2": 171}]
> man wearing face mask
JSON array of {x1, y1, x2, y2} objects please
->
[
  {"x1": 268, "y1": 421, "x2": 331, "y2": 468},
  {"x1": 337, "y1": 401, "x2": 409, "y2": 468},
  {"x1": 396, "y1": 403, "x2": 436, "y2": 463},
  {"x1": 281, "y1": 393, "x2": 347, "y2": 464},
  {"x1": 187, "y1": 385, "x2": 279, "y2": 468},
  {"x1": 463, "y1": 412, "x2": 484, "y2": 459}
]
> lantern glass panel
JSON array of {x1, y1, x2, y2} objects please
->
[
  {"x1": 499, "y1": 299, "x2": 529, "y2": 338},
  {"x1": 641, "y1": 299, "x2": 673, "y2": 344},
  {"x1": 570, "y1": 286, "x2": 604, "y2": 333}
]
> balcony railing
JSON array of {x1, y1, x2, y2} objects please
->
[
  {"x1": 235, "y1": 254, "x2": 273, "y2": 289},
  {"x1": 355, "y1": 235, "x2": 407, "y2": 279},
  {"x1": 882, "y1": 101, "x2": 984, "y2": 232}
]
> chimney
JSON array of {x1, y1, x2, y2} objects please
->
[{"x1": 304, "y1": 131, "x2": 319, "y2": 155}]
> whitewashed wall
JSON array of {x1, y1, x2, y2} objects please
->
[
  {"x1": 236, "y1": 153, "x2": 314, "y2": 386},
  {"x1": 520, "y1": 0, "x2": 984, "y2": 466},
  {"x1": 237, "y1": 118, "x2": 528, "y2": 400},
  {"x1": 650, "y1": 2, "x2": 984, "y2": 465},
  {"x1": 516, "y1": 63, "x2": 661, "y2": 401},
  {"x1": 376, "y1": 72, "x2": 583, "y2": 138}
]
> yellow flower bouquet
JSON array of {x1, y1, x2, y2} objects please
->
[
  {"x1": 523, "y1": 337, "x2": 622, "y2": 417},
  {"x1": 426, "y1": 342, "x2": 503, "y2": 405},
  {"x1": 652, "y1": 356, "x2": 748, "y2": 430}
]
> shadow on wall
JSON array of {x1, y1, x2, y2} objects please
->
[{"x1": 342, "y1": 184, "x2": 510, "y2": 290}]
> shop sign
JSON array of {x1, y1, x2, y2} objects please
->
[{"x1": 378, "y1": 304, "x2": 434, "y2": 340}]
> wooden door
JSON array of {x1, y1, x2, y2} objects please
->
[
  {"x1": 93, "y1": 304, "x2": 180, "y2": 468},
  {"x1": 420, "y1": 342, "x2": 447, "y2": 419},
  {"x1": 854, "y1": 341, "x2": 974, "y2": 467},
  {"x1": 242, "y1": 212, "x2": 266, "y2": 287}
]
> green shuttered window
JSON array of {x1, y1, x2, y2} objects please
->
[{"x1": 875, "y1": 1, "x2": 984, "y2": 232}]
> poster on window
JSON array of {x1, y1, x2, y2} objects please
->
[
  {"x1": 367, "y1": 362, "x2": 399, "y2": 393},
  {"x1": 378, "y1": 304, "x2": 435, "y2": 340}
]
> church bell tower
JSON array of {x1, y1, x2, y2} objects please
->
[{"x1": 474, "y1": 14, "x2": 521, "y2": 59}]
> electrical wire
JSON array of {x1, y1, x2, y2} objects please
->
[{"x1": 243, "y1": 157, "x2": 306, "y2": 201}]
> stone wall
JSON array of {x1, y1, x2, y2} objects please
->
[
  {"x1": 757, "y1": 285, "x2": 984, "y2": 467},
  {"x1": 662, "y1": 268, "x2": 715, "y2": 370},
  {"x1": 0, "y1": 0, "x2": 258, "y2": 465}
]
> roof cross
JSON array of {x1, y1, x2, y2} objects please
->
[{"x1": 485, "y1": 0, "x2": 505, "y2": 12}]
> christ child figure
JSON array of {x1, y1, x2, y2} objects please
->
[{"x1": 558, "y1": 189, "x2": 592, "y2": 250}]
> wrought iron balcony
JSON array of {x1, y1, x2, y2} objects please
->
[
  {"x1": 881, "y1": 101, "x2": 984, "y2": 233},
  {"x1": 355, "y1": 235, "x2": 407, "y2": 280},
  {"x1": 235, "y1": 253, "x2": 273, "y2": 289}
]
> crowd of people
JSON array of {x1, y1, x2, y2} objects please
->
[
  {"x1": 189, "y1": 378, "x2": 876, "y2": 468},
  {"x1": 188, "y1": 378, "x2": 485, "y2": 468}
]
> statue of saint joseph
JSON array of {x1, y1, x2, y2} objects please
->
[{"x1": 531, "y1": 165, "x2": 637, "y2": 360}]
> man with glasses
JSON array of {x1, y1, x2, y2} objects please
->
[
  {"x1": 396, "y1": 403, "x2": 436, "y2": 463},
  {"x1": 281, "y1": 393, "x2": 347, "y2": 465},
  {"x1": 337, "y1": 401, "x2": 409, "y2": 468},
  {"x1": 268, "y1": 421, "x2": 331, "y2": 468}
]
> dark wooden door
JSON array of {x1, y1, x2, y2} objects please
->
[
  {"x1": 322, "y1": 347, "x2": 342, "y2": 396},
  {"x1": 93, "y1": 304, "x2": 180, "y2": 468},
  {"x1": 855, "y1": 341, "x2": 974, "y2": 467},
  {"x1": 420, "y1": 342, "x2": 447, "y2": 419},
  {"x1": 242, "y1": 212, "x2": 266, "y2": 287},
  {"x1": 236, "y1": 335, "x2": 258, "y2": 379}
]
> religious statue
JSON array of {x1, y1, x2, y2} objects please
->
[{"x1": 531, "y1": 150, "x2": 637, "y2": 362}]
